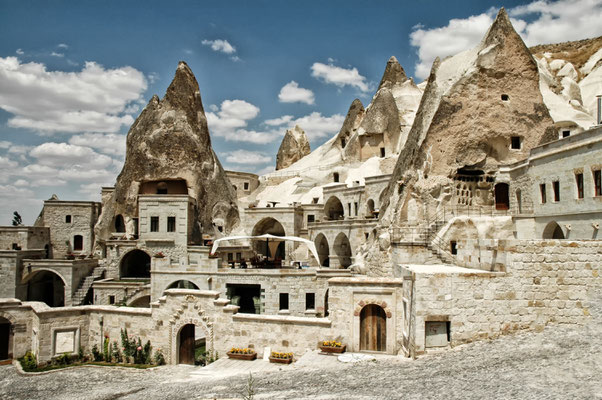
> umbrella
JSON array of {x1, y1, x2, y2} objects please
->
[{"x1": 210, "y1": 233, "x2": 320, "y2": 263}]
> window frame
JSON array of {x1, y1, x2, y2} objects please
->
[{"x1": 150, "y1": 216, "x2": 159, "y2": 232}]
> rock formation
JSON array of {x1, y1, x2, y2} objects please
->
[
  {"x1": 94, "y1": 61, "x2": 239, "y2": 244},
  {"x1": 275, "y1": 125, "x2": 311, "y2": 170}
]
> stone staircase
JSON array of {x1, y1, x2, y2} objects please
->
[{"x1": 72, "y1": 266, "x2": 106, "y2": 305}]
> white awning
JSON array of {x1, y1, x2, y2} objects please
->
[{"x1": 210, "y1": 233, "x2": 319, "y2": 263}]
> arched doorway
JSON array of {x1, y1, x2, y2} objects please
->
[
  {"x1": 324, "y1": 196, "x2": 344, "y2": 220},
  {"x1": 543, "y1": 221, "x2": 565, "y2": 239},
  {"x1": 314, "y1": 233, "x2": 329, "y2": 267},
  {"x1": 333, "y1": 233, "x2": 352, "y2": 268},
  {"x1": 178, "y1": 324, "x2": 195, "y2": 365},
  {"x1": 0, "y1": 317, "x2": 11, "y2": 361},
  {"x1": 114, "y1": 215, "x2": 125, "y2": 233},
  {"x1": 360, "y1": 304, "x2": 386, "y2": 352},
  {"x1": 251, "y1": 218, "x2": 286, "y2": 262},
  {"x1": 26, "y1": 270, "x2": 65, "y2": 307},
  {"x1": 120, "y1": 250, "x2": 151, "y2": 278},
  {"x1": 494, "y1": 183, "x2": 510, "y2": 210}
]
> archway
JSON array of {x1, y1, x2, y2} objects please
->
[
  {"x1": 494, "y1": 183, "x2": 509, "y2": 210},
  {"x1": 25, "y1": 270, "x2": 65, "y2": 307},
  {"x1": 0, "y1": 317, "x2": 11, "y2": 360},
  {"x1": 366, "y1": 199, "x2": 375, "y2": 218},
  {"x1": 543, "y1": 221, "x2": 565, "y2": 239},
  {"x1": 324, "y1": 196, "x2": 344, "y2": 220},
  {"x1": 166, "y1": 280, "x2": 199, "y2": 292},
  {"x1": 114, "y1": 215, "x2": 125, "y2": 233},
  {"x1": 120, "y1": 250, "x2": 151, "y2": 279},
  {"x1": 360, "y1": 304, "x2": 386, "y2": 352},
  {"x1": 178, "y1": 324, "x2": 195, "y2": 365},
  {"x1": 314, "y1": 233, "x2": 329, "y2": 267},
  {"x1": 128, "y1": 295, "x2": 150, "y2": 308},
  {"x1": 333, "y1": 233, "x2": 352, "y2": 268},
  {"x1": 251, "y1": 218, "x2": 285, "y2": 261}
]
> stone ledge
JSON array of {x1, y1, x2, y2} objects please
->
[
  {"x1": 327, "y1": 277, "x2": 404, "y2": 286},
  {"x1": 232, "y1": 313, "x2": 331, "y2": 327}
]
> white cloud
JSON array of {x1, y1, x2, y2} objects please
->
[
  {"x1": 278, "y1": 81, "x2": 315, "y2": 105},
  {"x1": 57, "y1": 43, "x2": 68, "y2": 49},
  {"x1": 69, "y1": 133, "x2": 126, "y2": 157},
  {"x1": 223, "y1": 150, "x2": 271, "y2": 165},
  {"x1": 206, "y1": 99, "x2": 266, "y2": 142},
  {"x1": 286, "y1": 112, "x2": 345, "y2": 140},
  {"x1": 0, "y1": 57, "x2": 148, "y2": 134},
  {"x1": 78, "y1": 183, "x2": 103, "y2": 199},
  {"x1": 311, "y1": 62, "x2": 370, "y2": 92},
  {"x1": 264, "y1": 115, "x2": 294, "y2": 126},
  {"x1": 202, "y1": 39, "x2": 236, "y2": 54},
  {"x1": 7, "y1": 145, "x2": 33, "y2": 154},
  {"x1": 0, "y1": 156, "x2": 17, "y2": 169},
  {"x1": 0, "y1": 141, "x2": 10, "y2": 149},
  {"x1": 30, "y1": 142, "x2": 114, "y2": 169},
  {"x1": 13, "y1": 179, "x2": 29, "y2": 187},
  {"x1": 409, "y1": 0, "x2": 602, "y2": 80},
  {"x1": 50, "y1": 51, "x2": 64, "y2": 58},
  {"x1": 15, "y1": 49, "x2": 24, "y2": 55}
]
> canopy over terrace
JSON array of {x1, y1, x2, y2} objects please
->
[{"x1": 210, "y1": 234, "x2": 320, "y2": 265}]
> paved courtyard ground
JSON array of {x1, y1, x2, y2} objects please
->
[{"x1": 1, "y1": 292, "x2": 601, "y2": 400}]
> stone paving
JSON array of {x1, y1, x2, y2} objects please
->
[{"x1": 0, "y1": 292, "x2": 601, "y2": 400}]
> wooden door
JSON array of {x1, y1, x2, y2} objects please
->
[
  {"x1": 178, "y1": 324, "x2": 195, "y2": 365},
  {"x1": 495, "y1": 183, "x2": 509, "y2": 210},
  {"x1": 0, "y1": 323, "x2": 10, "y2": 360},
  {"x1": 360, "y1": 305, "x2": 386, "y2": 352}
]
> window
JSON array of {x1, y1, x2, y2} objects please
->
[
  {"x1": 540, "y1": 184, "x2": 547, "y2": 204},
  {"x1": 354, "y1": 202, "x2": 358, "y2": 216},
  {"x1": 65, "y1": 215, "x2": 72, "y2": 223},
  {"x1": 575, "y1": 173, "x2": 584, "y2": 199},
  {"x1": 348, "y1": 203, "x2": 352, "y2": 216},
  {"x1": 305, "y1": 293, "x2": 315, "y2": 310},
  {"x1": 12, "y1": 243, "x2": 19, "y2": 250},
  {"x1": 227, "y1": 253, "x2": 233, "y2": 262},
  {"x1": 594, "y1": 170, "x2": 602, "y2": 197},
  {"x1": 150, "y1": 216, "x2": 159, "y2": 232},
  {"x1": 380, "y1": 147, "x2": 385, "y2": 157},
  {"x1": 450, "y1": 241, "x2": 457, "y2": 255},
  {"x1": 398, "y1": 183, "x2": 404, "y2": 195},
  {"x1": 333, "y1": 172, "x2": 339, "y2": 183},
  {"x1": 167, "y1": 216, "x2": 176, "y2": 232},
  {"x1": 562, "y1": 130, "x2": 570, "y2": 138},
  {"x1": 341, "y1": 138, "x2": 346, "y2": 148},
  {"x1": 511, "y1": 136, "x2": 521, "y2": 150},
  {"x1": 243, "y1": 182, "x2": 249, "y2": 191},
  {"x1": 307, "y1": 214, "x2": 315, "y2": 223},
  {"x1": 73, "y1": 235, "x2": 83, "y2": 251},
  {"x1": 365, "y1": 232, "x2": 369, "y2": 240},
  {"x1": 279, "y1": 293, "x2": 289, "y2": 310},
  {"x1": 553, "y1": 181, "x2": 560, "y2": 202},
  {"x1": 109, "y1": 295, "x2": 115, "y2": 305},
  {"x1": 501, "y1": 94, "x2": 509, "y2": 101},
  {"x1": 236, "y1": 252, "x2": 242, "y2": 261}
]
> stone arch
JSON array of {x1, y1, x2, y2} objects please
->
[
  {"x1": 324, "y1": 196, "x2": 344, "y2": 220},
  {"x1": 543, "y1": 221, "x2": 565, "y2": 239},
  {"x1": 366, "y1": 199, "x2": 375, "y2": 218},
  {"x1": 169, "y1": 296, "x2": 214, "y2": 365},
  {"x1": 314, "y1": 233, "x2": 329, "y2": 267},
  {"x1": 22, "y1": 269, "x2": 66, "y2": 307},
  {"x1": 333, "y1": 232, "x2": 352, "y2": 268},
  {"x1": 114, "y1": 214, "x2": 126, "y2": 233},
  {"x1": 251, "y1": 217, "x2": 286, "y2": 260},
  {"x1": 120, "y1": 249, "x2": 151, "y2": 279},
  {"x1": 165, "y1": 280, "x2": 200, "y2": 293}
]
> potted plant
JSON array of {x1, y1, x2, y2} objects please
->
[
  {"x1": 319, "y1": 340, "x2": 346, "y2": 354},
  {"x1": 226, "y1": 347, "x2": 257, "y2": 360},
  {"x1": 269, "y1": 351, "x2": 293, "y2": 364}
]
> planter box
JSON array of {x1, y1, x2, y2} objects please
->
[
  {"x1": 269, "y1": 356, "x2": 293, "y2": 364},
  {"x1": 226, "y1": 352, "x2": 257, "y2": 361},
  {"x1": 319, "y1": 345, "x2": 346, "y2": 354}
]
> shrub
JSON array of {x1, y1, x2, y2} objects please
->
[
  {"x1": 154, "y1": 349, "x2": 165, "y2": 366},
  {"x1": 19, "y1": 351, "x2": 37, "y2": 371},
  {"x1": 92, "y1": 344, "x2": 103, "y2": 362},
  {"x1": 111, "y1": 341, "x2": 122, "y2": 363},
  {"x1": 103, "y1": 336, "x2": 110, "y2": 361}
]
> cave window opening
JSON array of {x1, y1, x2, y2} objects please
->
[
  {"x1": 511, "y1": 136, "x2": 521, "y2": 150},
  {"x1": 380, "y1": 147, "x2": 385, "y2": 157},
  {"x1": 341, "y1": 138, "x2": 346, "y2": 148},
  {"x1": 333, "y1": 173, "x2": 339, "y2": 183},
  {"x1": 501, "y1": 94, "x2": 509, "y2": 101}
]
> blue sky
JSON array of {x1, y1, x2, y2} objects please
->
[{"x1": 1, "y1": 0, "x2": 601, "y2": 224}]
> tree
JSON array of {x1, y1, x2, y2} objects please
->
[{"x1": 12, "y1": 211, "x2": 22, "y2": 226}]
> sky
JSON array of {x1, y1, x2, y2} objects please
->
[{"x1": 1, "y1": 0, "x2": 601, "y2": 224}]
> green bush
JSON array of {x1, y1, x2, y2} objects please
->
[
  {"x1": 91, "y1": 344, "x2": 103, "y2": 362},
  {"x1": 19, "y1": 351, "x2": 37, "y2": 371},
  {"x1": 154, "y1": 349, "x2": 165, "y2": 366}
]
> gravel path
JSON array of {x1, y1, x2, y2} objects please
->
[{"x1": 1, "y1": 293, "x2": 601, "y2": 400}]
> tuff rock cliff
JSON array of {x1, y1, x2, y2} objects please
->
[
  {"x1": 94, "y1": 61, "x2": 239, "y2": 244},
  {"x1": 275, "y1": 125, "x2": 311, "y2": 170}
]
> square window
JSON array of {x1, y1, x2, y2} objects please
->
[
  {"x1": 307, "y1": 214, "x2": 315, "y2": 223},
  {"x1": 227, "y1": 253, "x2": 233, "y2": 261},
  {"x1": 540, "y1": 184, "x2": 547, "y2": 204},
  {"x1": 279, "y1": 293, "x2": 289, "y2": 310},
  {"x1": 150, "y1": 216, "x2": 159, "y2": 232},
  {"x1": 243, "y1": 182, "x2": 249, "y2": 191},
  {"x1": 511, "y1": 136, "x2": 521, "y2": 149},
  {"x1": 333, "y1": 172, "x2": 339, "y2": 183},
  {"x1": 553, "y1": 181, "x2": 560, "y2": 202},
  {"x1": 167, "y1": 216, "x2": 176, "y2": 232},
  {"x1": 305, "y1": 293, "x2": 315, "y2": 310},
  {"x1": 575, "y1": 173, "x2": 584, "y2": 199},
  {"x1": 109, "y1": 295, "x2": 115, "y2": 305},
  {"x1": 562, "y1": 130, "x2": 570, "y2": 138},
  {"x1": 65, "y1": 215, "x2": 72, "y2": 223},
  {"x1": 236, "y1": 252, "x2": 242, "y2": 261},
  {"x1": 380, "y1": 147, "x2": 386, "y2": 157},
  {"x1": 501, "y1": 94, "x2": 509, "y2": 101}
]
